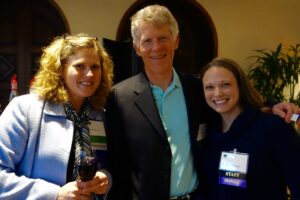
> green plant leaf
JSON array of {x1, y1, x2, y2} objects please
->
[{"x1": 247, "y1": 43, "x2": 300, "y2": 106}]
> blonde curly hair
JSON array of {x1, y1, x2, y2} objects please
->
[{"x1": 32, "y1": 33, "x2": 114, "y2": 111}]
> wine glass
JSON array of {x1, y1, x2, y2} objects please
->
[{"x1": 77, "y1": 150, "x2": 97, "y2": 181}]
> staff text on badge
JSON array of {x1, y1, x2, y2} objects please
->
[{"x1": 218, "y1": 150, "x2": 249, "y2": 188}]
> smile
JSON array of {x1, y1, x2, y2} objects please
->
[
  {"x1": 150, "y1": 54, "x2": 166, "y2": 59},
  {"x1": 80, "y1": 81, "x2": 93, "y2": 86},
  {"x1": 213, "y1": 99, "x2": 227, "y2": 104}
]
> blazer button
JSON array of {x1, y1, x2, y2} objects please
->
[
  {"x1": 165, "y1": 146, "x2": 170, "y2": 151},
  {"x1": 164, "y1": 174, "x2": 169, "y2": 181}
]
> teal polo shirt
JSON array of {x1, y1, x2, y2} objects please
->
[{"x1": 150, "y1": 69, "x2": 198, "y2": 197}]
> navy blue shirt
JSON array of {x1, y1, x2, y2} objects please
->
[{"x1": 198, "y1": 106, "x2": 300, "y2": 200}]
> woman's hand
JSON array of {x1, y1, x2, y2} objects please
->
[
  {"x1": 57, "y1": 181, "x2": 86, "y2": 200},
  {"x1": 56, "y1": 172, "x2": 108, "y2": 200},
  {"x1": 77, "y1": 171, "x2": 109, "y2": 195}
]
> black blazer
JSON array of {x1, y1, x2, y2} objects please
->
[{"x1": 106, "y1": 71, "x2": 207, "y2": 200}]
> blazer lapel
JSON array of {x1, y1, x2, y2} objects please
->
[{"x1": 133, "y1": 74, "x2": 168, "y2": 141}]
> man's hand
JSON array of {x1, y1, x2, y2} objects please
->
[{"x1": 272, "y1": 102, "x2": 300, "y2": 123}]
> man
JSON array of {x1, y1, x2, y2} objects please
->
[{"x1": 106, "y1": 4, "x2": 298, "y2": 200}]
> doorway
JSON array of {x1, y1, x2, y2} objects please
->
[{"x1": 0, "y1": 0, "x2": 69, "y2": 111}]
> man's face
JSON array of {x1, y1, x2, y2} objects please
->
[{"x1": 134, "y1": 22, "x2": 179, "y2": 76}]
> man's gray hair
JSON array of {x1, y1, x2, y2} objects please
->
[{"x1": 130, "y1": 4, "x2": 179, "y2": 45}]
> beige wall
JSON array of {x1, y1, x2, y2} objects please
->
[
  {"x1": 199, "y1": 0, "x2": 300, "y2": 69},
  {"x1": 54, "y1": 0, "x2": 300, "y2": 70},
  {"x1": 54, "y1": 0, "x2": 136, "y2": 39}
]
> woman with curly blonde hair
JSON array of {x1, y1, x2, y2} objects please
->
[
  {"x1": 33, "y1": 33, "x2": 113, "y2": 111},
  {"x1": 0, "y1": 33, "x2": 113, "y2": 200}
]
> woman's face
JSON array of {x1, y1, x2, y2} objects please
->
[
  {"x1": 63, "y1": 48, "x2": 101, "y2": 107},
  {"x1": 202, "y1": 66, "x2": 242, "y2": 118}
]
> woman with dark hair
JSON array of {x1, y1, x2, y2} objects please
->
[{"x1": 198, "y1": 57, "x2": 300, "y2": 199}]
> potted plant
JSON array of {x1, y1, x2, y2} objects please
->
[{"x1": 247, "y1": 43, "x2": 300, "y2": 106}]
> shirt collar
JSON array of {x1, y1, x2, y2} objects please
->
[{"x1": 150, "y1": 68, "x2": 181, "y2": 90}]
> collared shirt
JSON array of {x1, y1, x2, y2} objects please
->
[{"x1": 151, "y1": 69, "x2": 198, "y2": 197}]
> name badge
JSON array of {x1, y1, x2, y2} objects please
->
[
  {"x1": 219, "y1": 149, "x2": 249, "y2": 188},
  {"x1": 291, "y1": 114, "x2": 300, "y2": 122},
  {"x1": 88, "y1": 120, "x2": 107, "y2": 150}
]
